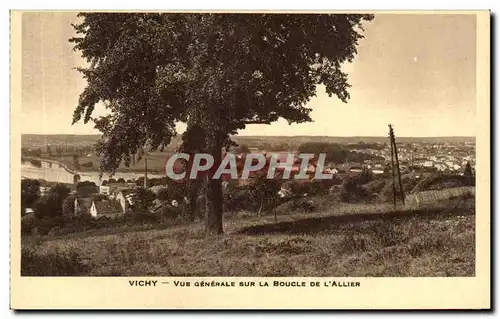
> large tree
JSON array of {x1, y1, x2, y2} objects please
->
[{"x1": 70, "y1": 13, "x2": 373, "y2": 236}]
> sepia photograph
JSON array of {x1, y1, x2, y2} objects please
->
[{"x1": 10, "y1": 9, "x2": 490, "y2": 309}]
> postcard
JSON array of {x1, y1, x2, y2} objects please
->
[{"x1": 10, "y1": 10, "x2": 490, "y2": 309}]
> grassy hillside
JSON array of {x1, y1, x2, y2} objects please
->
[{"x1": 21, "y1": 196, "x2": 475, "y2": 277}]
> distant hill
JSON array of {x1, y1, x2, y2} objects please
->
[
  {"x1": 21, "y1": 134, "x2": 183, "y2": 150},
  {"x1": 22, "y1": 134, "x2": 475, "y2": 149},
  {"x1": 22, "y1": 134, "x2": 101, "y2": 148},
  {"x1": 232, "y1": 135, "x2": 475, "y2": 148}
]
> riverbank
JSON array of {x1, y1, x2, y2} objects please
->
[
  {"x1": 21, "y1": 156, "x2": 164, "y2": 185},
  {"x1": 22, "y1": 155, "x2": 163, "y2": 175},
  {"x1": 21, "y1": 156, "x2": 79, "y2": 175}
]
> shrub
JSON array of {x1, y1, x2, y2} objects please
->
[
  {"x1": 412, "y1": 173, "x2": 474, "y2": 193},
  {"x1": 364, "y1": 178, "x2": 387, "y2": 194},
  {"x1": 380, "y1": 174, "x2": 419, "y2": 202},
  {"x1": 224, "y1": 187, "x2": 255, "y2": 212},
  {"x1": 62, "y1": 195, "x2": 76, "y2": 216},
  {"x1": 21, "y1": 214, "x2": 37, "y2": 236},
  {"x1": 290, "y1": 200, "x2": 316, "y2": 213},
  {"x1": 159, "y1": 206, "x2": 182, "y2": 220},
  {"x1": 21, "y1": 246, "x2": 91, "y2": 276},
  {"x1": 340, "y1": 177, "x2": 370, "y2": 203},
  {"x1": 126, "y1": 212, "x2": 159, "y2": 224}
]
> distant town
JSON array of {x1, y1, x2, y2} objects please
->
[{"x1": 21, "y1": 134, "x2": 475, "y2": 221}]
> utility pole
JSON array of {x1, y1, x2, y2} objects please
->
[
  {"x1": 144, "y1": 158, "x2": 148, "y2": 189},
  {"x1": 389, "y1": 127, "x2": 397, "y2": 207},
  {"x1": 389, "y1": 124, "x2": 405, "y2": 205}
]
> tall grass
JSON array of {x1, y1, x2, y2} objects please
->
[{"x1": 21, "y1": 197, "x2": 475, "y2": 277}]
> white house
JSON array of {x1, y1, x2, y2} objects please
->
[
  {"x1": 115, "y1": 188, "x2": 136, "y2": 213},
  {"x1": 99, "y1": 186, "x2": 110, "y2": 195},
  {"x1": 90, "y1": 200, "x2": 123, "y2": 219},
  {"x1": 74, "y1": 197, "x2": 93, "y2": 215},
  {"x1": 423, "y1": 161, "x2": 434, "y2": 168}
]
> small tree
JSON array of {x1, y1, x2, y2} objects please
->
[
  {"x1": 34, "y1": 184, "x2": 70, "y2": 219},
  {"x1": 166, "y1": 180, "x2": 187, "y2": 203},
  {"x1": 131, "y1": 187, "x2": 155, "y2": 212},
  {"x1": 73, "y1": 174, "x2": 81, "y2": 184},
  {"x1": 249, "y1": 173, "x2": 281, "y2": 220},
  {"x1": 464, "y1": 161, "x2": 473, "y2": 177},
  {"x1": 340, "y1": 177, "x2": 369, "y2": 203},
  {"x1": 156, "y1": 187, "x2": 170, "y2": 201},
  {"x1": 117, "y1": 178, "x2": 126, "y2": 183},
  {"x1": 62, "y1": 195, "x2": 76, "y2": 216},
  {"x1": 49, "y1": 183, "x2": 71, "y2": 203},
  {"x1": 21, "y1": 179, "x2": 40, "y2": 214},
  {"x1": 34, "y1": 195, "x2": 60, "y2": 219}
]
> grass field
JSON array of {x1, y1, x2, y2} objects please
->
[{"x1": 21, "y1": 197, "x2": 475, "y2": 277}]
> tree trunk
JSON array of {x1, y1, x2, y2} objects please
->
[
  {"x1": 204, "y1": 136, "x2": 224, "y2": 237},
  {"x1": 257, "y1": 198, "x2": 264, "y2": 217},
  {"x1": 188, "y1": 180, "x2": 200, "y2": 222},
  {"x1": 273, "y1": 198, "x2": 277, "y2": 224}
]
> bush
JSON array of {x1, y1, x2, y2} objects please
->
[
  {"x1": 379, "y1": 174, "x2": 420, "y2": 202},
  {"x1": 340, "y1": 177, "x2": 370, "y2": 203},
  {"x1": 62, "y1": 195, "x2": 76, "y2": 216},
  {"x1": 21, "y1": 214, "x2": 38, "y2": 236},
  {"x1": 412, "y1": 173, "x2": 474, "y2": 193},
  {"x1": 158, "y1": 206, "x2": 182, "y2": 220},
  {"x1": 34, "y1": 196, "x2": 63, "y2": 219},
  {"x1": 290, "y1": 200, "x2": 316, "y2": 213},
  {"x1": 21, "y1": 246, "x2": 91, "y2": 276},
  {"x1": 156, "y1": 187, "x2": 169, "y2": 201},
  {"x1": 224, "y1": 187, "x2": 255, "y2": 212},
  {"x1": 364, "y1": 178, "x2": 387, "y2": 194},
  {"x1": 274, "y1": 198, "x2": 317, "y2": 215},
  {"x1": 126, "y1": 212, "x2": 159, "y2": 224}
]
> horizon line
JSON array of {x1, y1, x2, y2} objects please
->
[{"x1": 21, "y1": 133, "x2": 476, "y2": 138}]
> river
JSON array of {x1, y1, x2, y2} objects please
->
[{"x1": 21, "y1": 159, "x2": 163, "y2": 185}]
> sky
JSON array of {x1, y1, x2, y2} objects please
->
[{"x1": 20, "y1": 12, "x2": 477, "y2": 137}]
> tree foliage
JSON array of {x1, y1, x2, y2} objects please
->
[
  {"x1": 464, "y1": 161, "x2": 473, "y2": 177},
  {"x1": 298, "y1": 142, "x2": 383, "y2": 164},
  {"x1": 62, "y1": 195, "x2": 76, "y2": 216},
  {"x1": 70, "y1": 13, "x2": 373, "y2": 235},
  {"x1": 298, "y1": 142, "x2": 347, "y2": 163},
  {"x1": 34, "y1": 184, "x2": 71, "y2": 218},
  {"x1": 234, "y1": 143, "x2": 251, "y2": 154},
  {"x1": 131, "y1": 187, "x2": 155, "y2": 212},
  {"x1": 21, "y1": 179, "x2": 41, "y2": 213}
]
